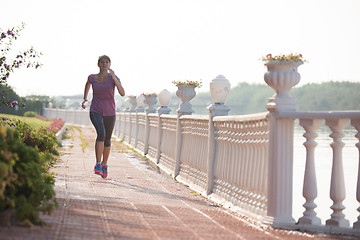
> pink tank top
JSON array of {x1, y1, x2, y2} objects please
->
[{"x1": 88, "y1": 74, "x2": 116, "y2": 116}]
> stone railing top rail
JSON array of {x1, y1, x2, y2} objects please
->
[
  {"x1": 213, "y1": 112, "x2": 268, "y2": 122},
  {"x1": 277, "y1": 111, "x2": 360, "y2": 119},
  {"x1": 179, "y1": 114, "x2": 209, "y2": 120},
  {"x1": 157, "y1": 114, "x2": 177, "y2": 119}
]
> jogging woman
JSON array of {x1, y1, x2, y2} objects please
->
[{"x1": 81, "y1": 55, "x2": 125, "y2": 178}]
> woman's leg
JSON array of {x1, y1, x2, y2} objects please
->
[
  {"x1": 102, "y1": 146, "x2": 111, "y2": 165},
  {"x1": 102, "y1": 115, "x2": 116, "y2": 165},
  {"x1": 95, "y1": 141, "x2": 104, "y2": 163},
  {"x1": 90, "y1": 112, "x2": 106, "y2": 164}
]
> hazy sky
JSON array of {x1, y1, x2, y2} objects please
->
[{"x1": 2, "y1": 0, "x2": 360, "y2": 97}]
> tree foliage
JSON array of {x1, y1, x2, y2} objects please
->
[
  {"x1": 292, "y1": 81, "x2": 360, "y2": 111},
  {"x1": 0, "y1": 23, "x2": 42, "y2": 111},
  {"x1": 189, "y1": 81, "x2": 360, "y2": 115},
  {"x1": 0, "y1": 23, "x2": 42, "y2": 84},
  {"x1": 0, "y1": 84, "x2": 49, "y2": 116}
]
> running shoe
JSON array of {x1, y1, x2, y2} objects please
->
[
  {"x1": 94, "y1": 162, "x2": 102, "y2": 175},
  {"x1": 101, "y1": 164, "x2": 108, "y2": 179}
]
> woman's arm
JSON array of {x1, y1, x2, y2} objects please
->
[
  {"x1": 109, "y1": 69, "x2": 125, "y2": 96},
  {"x1": 81, "y1": 78, "x2": 91, "y2": 109}
]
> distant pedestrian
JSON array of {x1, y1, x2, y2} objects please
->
[{"x1": 81, "y1": 55, "x2": 125, "y2": 178}]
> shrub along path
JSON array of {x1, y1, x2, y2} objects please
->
[{"x1": 0, "y1": 126, "x2": 353, "y2": 239}]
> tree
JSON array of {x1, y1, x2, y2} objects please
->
[{"x1": 0, "y1": 22, "x2": 42, "y2": 109}]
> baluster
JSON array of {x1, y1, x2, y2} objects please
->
[
  {"x1": 351, "y1": 119, "x2": 360, "y2": 229},
  {"x1": 298, "y1": 119, "x2": 322, "y2": 225},
  {"x1": 134, "y1": 112, "x2": 139, "y2": 148},
  {"x1": 125, "y1": 113, "x2": 129, "y2": 142},
  {"x1": 325, "y1": 119, "x2": 350, "y2": 227}
]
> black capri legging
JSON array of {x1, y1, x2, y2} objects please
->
[{"x1": 90, "y1": 112, "x2": 116, "y2": 147}]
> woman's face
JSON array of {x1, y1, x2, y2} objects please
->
[{"x1": 98, "y1": 58, "x2": 111, "y2": 71}]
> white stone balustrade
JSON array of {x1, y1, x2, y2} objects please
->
[
  {"x1": 42, "y1": 71, "x2": 360, "y2": 238},
  {"x1": 276, "y1": 111, "x2": 360, "y2": 236}
]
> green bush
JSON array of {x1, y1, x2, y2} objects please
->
[
  {"x1": 1, "y1": 118, "x2": 60, "y2": 155},
  {"x1": 0, "y1": 124, "x2": 58, "y2": 225},
  {"x1": 24, "y1": 111, "x2": 37, "y2": 117},
  {"x1": 0, "y1": 127, "x2": 18, "y2": 208},
  {"x1": 19, "y1": 123, "x2": 59, "y2": 155}
]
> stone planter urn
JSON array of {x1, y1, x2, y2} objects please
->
[
  {"x1": 158, "y1": 89, "x2": 172, "y2": 114},
  {"x1": 176, "y1": 84, "x2": 196, "y2": 114},
  {"x1": 124, "y1": 97, "x2": 131, "y2": 112},
  {"x1": 128, "y1": 95, "x2": 137, "y2": 112},
  {"x1": 136, "y1": 94, "x2": 145, "y2": 112},
  {"x1": 264, "y1": 60, "x2": 302, "y2": 111},
  {"x1": 144, "y1": 94, "x2": 157, "y2": 113}
]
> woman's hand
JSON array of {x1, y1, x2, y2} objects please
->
[
  {"x1": 109, "y1": 68, "x2": 120, "y2": 84},
  {"x1": 81, "y1": 100, "x2": 88, "y2": 109},
  {"x1": 109, "y1": 68, "x2": 116, "y2": 78},
  {"x1": 109, "y1": 68, "x2": 125, "y2": 96}
]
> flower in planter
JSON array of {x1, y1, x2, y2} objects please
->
[
  {"x1": 172, "y1": 80, "x2": 202, "y2": 88},
  {"x1": 143, "y1": 93, "x2": 157, "y2": 97},
  {"x1": 261, "y1": 53, "x2": 307, "y2": 63}
]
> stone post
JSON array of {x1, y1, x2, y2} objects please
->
[
  {"x1": 126, "y1": 96, "x2": 137, "y2": 145},
  {"x1": 206, "y1": 75, "x2": 231, "y2": 195},
  {"x1": 264, "y1": 61, "x2": 302, "y2": 227},
  {"x1": 135, "y1": 94, "x2": 145, "y2": 148},
  {"x1": 174, "y1": 85, "x2": 196, "y2": 177},
  {"x1": 156, "y1": 90, "x2": 172, "y2": 163},
  {"x1": 144, "y1": 94, "x2": 157, "y2": 155}
]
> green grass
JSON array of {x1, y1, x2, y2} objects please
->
[{"x1": 0, "y1": 113, "x2": 51, "y2": 129}]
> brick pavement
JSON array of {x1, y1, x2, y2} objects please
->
[{"x1": 0, "y1": 126, "x2": 354, "y2": 240}]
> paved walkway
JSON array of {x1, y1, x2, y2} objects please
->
[{"x1": 0, "y1": 126, "x2": 354, "y2": 239}]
